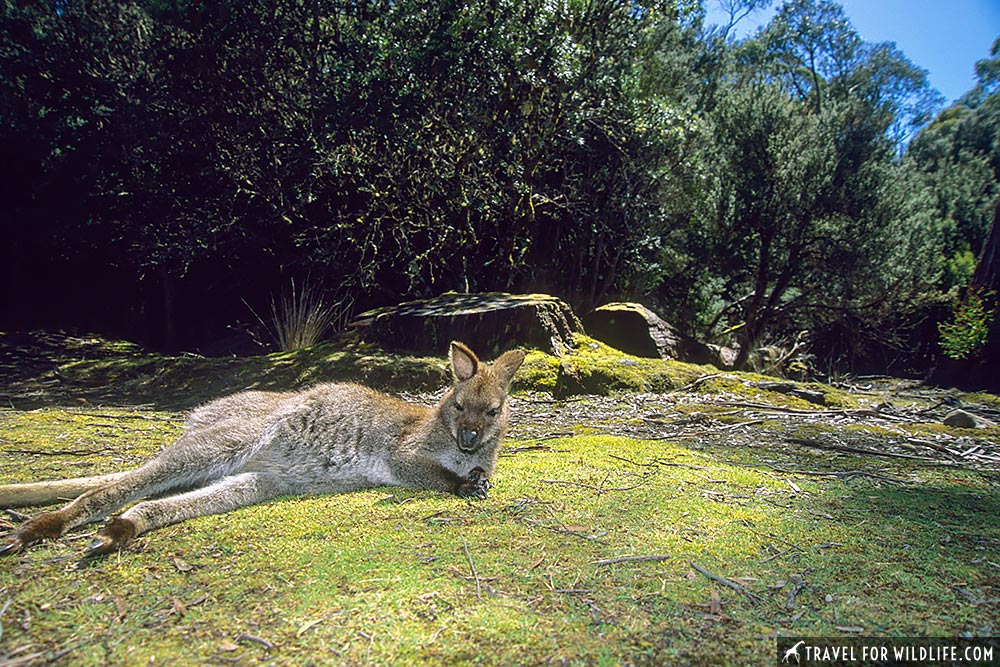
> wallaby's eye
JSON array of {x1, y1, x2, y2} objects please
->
[
  {"x1": 487, "y1": 408, "x2": 499, "y2": 418},
  {"x1": 454, "y1": 402, "x2": 465, "y2": 412}
]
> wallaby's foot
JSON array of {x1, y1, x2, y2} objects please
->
[
  {"x1": 0, "y1": 512, "x2": 66, "y2": 556},
  {"x1": 457, "y1": 467, "x2": 491, "y2": 500},
  {"x1": 84, "y1": 517, "x2": 136, "y2": 557},
  {"x1": 0, "y1": 535, "x2": 23, "y2": 556}
]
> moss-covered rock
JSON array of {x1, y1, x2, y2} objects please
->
[
  {"x1": 354, "y1": 292, "x2": 582, "y2": 357},
  {"x1": 583, "y1": 302, "x2": 717, "y2": 365},
  {"x1": 554, "y1": 335, "x2": 708, "y2": 396}
]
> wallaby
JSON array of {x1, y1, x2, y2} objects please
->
[{"x1": 0, "y1": 342, "x2": 524, "y2": 558}]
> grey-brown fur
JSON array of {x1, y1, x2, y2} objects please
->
[{"x1": 0, "y1": 342, "x2": 524, "y2": 557}]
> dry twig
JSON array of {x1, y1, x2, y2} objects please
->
[
  {"x1": 690, "y1": 561, "x2": 761, "y2": 606},
  {"x1": 592, "y1": 555, "x2": 670, "y2": 566},
  {"x1": 236, "y1": 633, "x2": 274, "y2": 651},
  {"x1": 787, "y1": 437, "x2": 938, "y2": 462},
  {"x1": 786, "y1": 578, "x2": 807, "y2": 609},
  {"x1": 460, "y1": 534, "x2": 482, "y2": 599}
]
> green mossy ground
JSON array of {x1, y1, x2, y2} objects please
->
[{"x1": 1, "y1": 332, "x2": 998, "y2": 666}]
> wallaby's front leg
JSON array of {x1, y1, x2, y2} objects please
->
[
  {"x1": 85, "y1": 472, "x2": 289, "y2": 556},
  {"x1": 393, "y1": 455, "x2": 494, "y2": 500},
  {"x1": 456, "y1": 467, "x2": 491, "y2": 500}
]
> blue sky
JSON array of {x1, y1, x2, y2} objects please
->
[{"x1": 704, "y1": 0, "x2": 1000, "y2": 105}]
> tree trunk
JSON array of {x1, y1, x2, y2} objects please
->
[
  {"x1": 972, "y1": 199, "x2": 1000, "y2": 291},
  {"x1": 160, "y1": 265, "x2": 176, "y2": 351},
  {"x1": 932, "y1": 198, "x2": 1000, "y2": 390},
  {"x1": 733, "y1": 229, "x2": 774, "y2": 370}
]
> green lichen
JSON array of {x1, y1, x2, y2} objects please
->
[
  {"x1": 2, "y1": 331, "x2": 880, "y2": 409},
  {"x1": 555, "y1": 334, "x2": 707, "y2": 395},
  {"x1": 2, "y1": 429, "x2": 997, "y2": 666},
  {"x1": 511, "y1": 350, "x2": 561, "y2": 393},
  {"x1": 2, "y1": 333, "x2": 999, "y2": 666}
]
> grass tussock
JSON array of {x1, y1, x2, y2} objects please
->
[{"x1": 266, "y1": 279, "x2": 354, "y2": 352}]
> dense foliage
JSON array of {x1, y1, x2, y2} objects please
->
[{"x1": 1, "y1": 0, "x2": 997, "y2": 378}]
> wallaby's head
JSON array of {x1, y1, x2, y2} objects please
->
[{"x1": 443, "y1": 341, "x2": 525, "y2": 453}]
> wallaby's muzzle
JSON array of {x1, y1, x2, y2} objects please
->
[{"x1": 458, "y1": 428, "x2": 480, "y2": 451}]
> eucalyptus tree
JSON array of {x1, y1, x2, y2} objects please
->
[
  {"x1": 679, "y1": 0, "x2": 943, "y2": 370},
  {"x1": 908, "y1": 37, "x2": 1000, "y2": 290},
  {"x1": 1, "y1": 0, "x2": 706, "y2": 344},
  {"x1": 300, "y1": 0, "x2": 703, "y2": 310},
  {"x1": 921, "y1": 39, "x2": 1000, "y2": 388}
]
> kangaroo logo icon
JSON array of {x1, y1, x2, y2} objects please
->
[{"x1": 783, "y1": 641, "x2": 806, "y2": 663}]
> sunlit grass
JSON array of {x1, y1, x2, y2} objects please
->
[{"x1": 2, "y1": 407, "x2": 997, "y2": 665}]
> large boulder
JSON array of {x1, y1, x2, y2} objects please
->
[
  {"x1": 352, "y1": 292, "x2": 583, "y2": 357},
  {"x1": 583, "y1": 302, "x2": 716, "y2": 365}
]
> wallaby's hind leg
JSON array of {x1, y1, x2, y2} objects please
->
[
  {"x1": 1, "y1": 416, "x2": 269, "y2": 556},
  {"x1": 0, "y1": 460, "x2": 183, "y2": 556},
  {"x1": 0, "y1": 470, "x2": 138, "y2": 554},
  {"x1": 85, "y1": 472, "x2": 290, "y2": 556}
]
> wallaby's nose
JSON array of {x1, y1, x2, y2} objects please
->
[{"x1": 460, "y1": 428, "x2": 478, "y2": 449}]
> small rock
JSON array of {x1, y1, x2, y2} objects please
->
[
  {"x1": 583, "y1": 302, "x2": 716, "y2": 365},
  {"x1": 751, "y1": 381, "x2": 826, "y2": 405},
  {"x1": 943, "y1": 409, "x2": 994, "y2": 429}
]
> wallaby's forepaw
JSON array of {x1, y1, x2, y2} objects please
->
[
  {"x1": 84, "y1": 517, "x2": 136, "y2": 557},
  {"x1": 457, "y1": 467, "x2": 491, "y2": 500},
  {"x1": 0, "y1": 512, "x2": 66, "y2": 556}
]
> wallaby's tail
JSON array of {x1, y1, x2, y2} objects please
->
[{"x1": 0, "y1": 472, "x2": 132, "y2": 508}]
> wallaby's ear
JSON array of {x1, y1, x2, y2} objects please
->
[
  {"x1": 450, "y1": 341, "x2": 480, "y2": 381},
  {"x1": 492, "y1": 349, "x2": 526, "y2": 387}
]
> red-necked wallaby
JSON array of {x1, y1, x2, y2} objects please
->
[{"x1": 0, "y1": 342, "x2": 524, "y2": 557}]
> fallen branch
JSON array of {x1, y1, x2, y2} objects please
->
[
  {"x1": 786, "y1": 437, "x2": 937, "y2": 462},
  {"x1": 750, "y1": 381, "x2": 826, "y2": 405},
  {"x1": 519, "y1": 432, "x2": 574, "y2": 444},
  {"x1": 607, "y1": 453, "x2": 659, "y2": 468},
  {"x1": 667, "y1": 373, "x2": 730, "y2": 395},
  {"x1": 904, "y1": 437, "x2": 958, "y2": 455},
  {"x1": 770, "y1": 466, "x2": 907, "y2": 484},
  {"x1": 551, "y1": 589, "x2": 597, "y2": 594},
  {"x1": 714, "y1": 400, "x2": 912, "y2": 422},
  {"x1": 592, "y1": 555, "x2": 670, "y2": 567},
  {"x1": 786, "y1": 578, "x2": 807, "y2": 609},
  {"x1": 4, "y1": 448, "x2": 110, "y2": 457},
  {"x1": 76, "y1": 412, "x2": 182, "y2": 423},
  {"x1": 549, "y1": 527, "x2": 608, "y2": 543},
  {"x1": 760, "y1": 546, "x2": 798, "y2": 563},
  {"x1": 716, "y1": 419, "x2": 767, "y2": 431},
  {"x1": 4, "y1": 509, "x2": 31, "y2": 522},
  {"x1": 690, "y1": 561, "x2": 761, "y2": 606},
  {"x1": 952, "y1": 586, "x2": 1000, "y2": 605},
  {"x1": 502, "y1": 444, "x2": 557, "y2": 455},
  {"x1": 0, "y1": 647, "x2": 49, "y2": 667},
  {"x1": 541, "y1": 473, "x2": 656, "y2": 494},
  {"x1": 0, "y1": 597, "x2": 10, "y2": 643}
]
